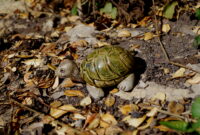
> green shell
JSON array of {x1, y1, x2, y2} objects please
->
[{"x1": 80, "y1": 46, "x2": 134, "y2": 88}]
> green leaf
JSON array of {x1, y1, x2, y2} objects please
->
[
  {"x1": 163, "y1": 1, "x2": 178, "y2": 19},
  {"x1": 193, "y1": 35, "x2": 200, "y2": 49},
  {"x1": 195, "y1": 8, "x2": 200, "y2": 20},
  {"x1": 100, "y1": 2, "x2": 117, "y2": 19},
  {"x1": 71, "y1": 6, "x2": 78, "y2": 15},
  {"x1": 100, "y1": 2, "x2": 113, "y2": 14},
  {"x1": 110, "y1": 7, "x2": 117, "y2": 19},
  {"x1": 160, "y1": 121, "x2": 189, "y2": 132},
  {"x1": 192, "y1": 119, "x2": 200, "y2": 133},
  {"x1": 192, "y1": 97, "x2": 200, "y2": 119}
]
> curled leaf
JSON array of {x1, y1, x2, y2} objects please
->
[{"x1": 50, "y1": 104, "x2": 78, "y2": 118}]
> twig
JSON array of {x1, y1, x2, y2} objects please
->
[
  {"x1": 157, "y1": 108, "x2": 195, "y2": 123},
  {"x1": 9, "y1": 98, "x2": 81, "y2": 134},
  {"x1": 152, "y1": 0, "x2": 200, "y2": 74},
  {"x1": 110, "y1": 0, "x2": 130, "y2": 22},
  {"x1": 92, "y1": 0, "x2": 96, "y2": 18}
]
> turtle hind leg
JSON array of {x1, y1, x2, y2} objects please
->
[
  {"x1": 86, "y1": 83, "x2": 104, "y2": 99},
  {"x1": 117, "y1": 73, "x2": 135, "y2": 92}
]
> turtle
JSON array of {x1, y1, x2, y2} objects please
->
[
  {"x1": 80, "y1": 45, "x2": 135, "y2": 99},
  {"x1": 55, "y1": 45, "x2": 135, "y2": 99}
]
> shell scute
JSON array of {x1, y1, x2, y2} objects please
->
[{"x1": 80, "y1": 46, "x2": 134, "y2": 87}]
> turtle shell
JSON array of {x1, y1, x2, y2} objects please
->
[{"x1": 80, "y1": 46, "x2": 134, "y2": 88}]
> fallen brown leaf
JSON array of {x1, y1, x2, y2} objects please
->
[
  {"x1": 168, "y1": 101, "x2": 184, "y2": 114},
  {"x1": 162, "y1": 24, "x2": 171, "y2": 33},
  {"x1": 88, "y1": 115, "x2": 100, "y2": 129},
  {"x1": 138, "y1": 117, "x2": 154, "y2": 130},
  {"x1": 100, "y1": 113, "x2": 118, "y2": 128},
  {"x1": 109, "y1": 88, "x2": 119, "y2": 94},
  {"x1": 144, "y1": 32, "x2": 154, "y2": 40},
  {"x1": 50, "y1": 104, "x2": 79, "y2": 119},
  {"x1": 119, "y1": 104, "x2": 139, "y2": 115},
  {"x1": 80, "y1": 96, "x2": 92, "y2": 106},
  {"x1": 61, "y1": 78, "x2": 76, "y2": 88},
  {"x1": 104, "y1": 96, "x2": 115, "y2": 107},
  {"x1": 122, "y1": 115, "x2": 146, "y2": 127},
  {"x1": 64, "y1": 90, "x2": 85, "y2": 97},
  {"x1": 117, "y1": 30, "x2": 131, "y2": 37},
  {"x1": 83, "y1": 113, "x2": 97, "y2": 129},
  {"x1": 186, "y1": 73, "x2": 200, "y2": 84},
  {"x1": 171, "y1": 68, "x2": 186, "y2": 79}
]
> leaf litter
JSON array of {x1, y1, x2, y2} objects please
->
[{"x1": 0, "y1": 0, "x2": 199, "y2": 135}]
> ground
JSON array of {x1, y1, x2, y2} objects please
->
[{"x1": 0, "y1": 0, "x2": 200, "y2": 135}]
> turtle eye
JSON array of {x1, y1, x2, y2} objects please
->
[{"x1": 60, "y1": 69, "x2": 65, "y2": 73}]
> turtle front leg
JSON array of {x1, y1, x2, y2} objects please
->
[
  {"x1": 86, "y1": 83, "x2": 104, "y2": 99},
  {"x1": 117, "y1": 73, "x2": 135, "y2": 92}
]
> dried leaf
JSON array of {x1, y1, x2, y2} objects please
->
[
  {"x1": 104, "y1": 96, "x2": 115, "y2": 107},
  {"x1": 144, "y1": 32, "x2": 154, "y2": 40},
  {"x1": 96, "y1": 41, "x2": 111, "y2": 48},
  {"x1": 71, "y1": 40, "x2": 88, "y2": 48},
  {"x1": 162, "y1": 24, "x2": 171, "y2": 33},
  {"x1": 52, "y1": 76, "x2": 59, "y2": 89},
  {"x1": 88, "y1": 116, "x2": 100, "y2": 129},
  {"x1": 34, "y1": 72, "x2": 55, "y2": 88},
  {"x1": 119, "y1": 104, "x2": 139, "y2": 115},
  {"x1": 192, "y1": 26, "x2": 200, "y2": 35},
  {"x1": 68, "y1": 16, "x2": 80, "y2": 22},
  {"x1": 61, "y1": 78, "x2": 76, "y2": 88},
  {"x1": 83, "y1": 114, "x2": 97, "y2": 129},
  {"x1": 154, "y1": 125, "x2": 174, "y2": 132},
  {"x1": 171, "y1": 68, "x2": 186, "y2": 79},
  {"x1": 40, "y1": 43, "x2": 57, "y2": 54},
  {"x1": 64, "y1": 90, "x2": 85, "y2": 97},
  {"x1": 117, "y1": 30, "x2": 131, "y2": 37},
  {"x1": 80, "y1": 96, "x2": 92, "y2": 106},
  {"x1": 132, "y1": 130, "x2": 139, "y2": 135},
  {"x1": 138, "y1": 16, "x2": 151, "y2": 27},
  {"x1": 146, "y1": 107, "x2": 158, "y2": 117},
  {"x1": 50, "y1": 31, "x2": 59, "y2": 38},
  {"x1": 73, "y1": 113, "x2": 86, "y2": 120},
  {"x1": 64, "y1": 26, "x2": 73, "y2": 32},
  {"x1": 131, "y1": 24, "x2": 138, "y2": 28},
  {"x1": 122, "y1": 115, "x2": 146, "y2": 127},
  {"x1": 186, "y1": 73, "x2": 200, "y2": 84},
  {"x1": 168, "y1": 101, "x2": 184, "y2": 114},
  {"x1": 163, "y1": 68, "x2": 170, "y2": 74},
  {"x1": 50, "y1": 101, "x2": 62, "y2": 108},
  {"x1": 105, "y1": 126, "x2": 122, "y2": 135},
  {"x1": 50, "y1": 104, "x2": 78, "y2": 118},
  {"x1": 24, "y1": 72, "x2": 33, "y2": 83},
  {"x1": 138, "y1": 117, "x2": 154, "y2": 130},
  {"x1": 95, "y1": 128, "x2": 106, "y2": 135},
  {"x1": 22, "y1": 97, "x2": 33, "y2": 105},
  {"x1": 100, "y1": 113, "x2": 118, "y2": 128},
  {"x1": 22, "y1": 59, "x2": 44, "y2": 68},
  {"x1": 109, "y1": 88, "x2": 119, "y2": 94}
]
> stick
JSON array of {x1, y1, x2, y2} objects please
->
[{"x1": 151, "y1": 0, "x2": 200, "y2": 74}]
